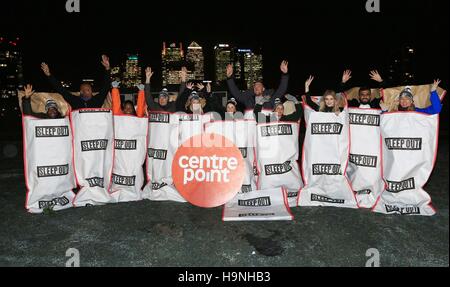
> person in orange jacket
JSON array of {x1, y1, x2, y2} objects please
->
[{"x1": 111, "y1": 81, "x2": 146, "y2": 117}]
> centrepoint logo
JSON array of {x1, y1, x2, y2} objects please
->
[
  {"x1": 172, "y1": 133, "x2": 245, "y2": 208},
  {"x1": 178, "y1": 155, "x2": 238, "y2": 185}
]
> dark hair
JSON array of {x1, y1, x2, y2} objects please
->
[
  {"x1": 359, "y1": 87, "x2": 371, "y2": 94},
  {"x1": 80, "y1": 82, "x2": 93, "y2": 89},
  {"x1": 122, "y1": 100, "x2": 136, "y2": 115}
]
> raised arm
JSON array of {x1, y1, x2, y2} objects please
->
[
  {"x1": 144, "y1": 67, "x2": 157, "y2": 110},
  {"x1": 272, "y1": 60, "x2": 290, "y2": 99},
  {"x1": 176, "y1": 82, "x2": 194, "y2": 112},
  {"x1": 226, "y1": 64, "x2": 253, "y2": 106},
  {"x1": 41, "y1": 62, "x2": 76, "y2": 106},
  {"x1": 136, "y1": 84, "x2": 146, "y2": 118},
  {"x1": 22, "y1": 85, "x2": 36, "y2": 115},
  {"x1": 304, "y1": 75, "x2": 320, "y2": 111},
  {"x1": 416, "y1": 79, "x2": 443, "y2": 115},
  {"x1": 94, "y1": 55, "x2": 112, "y2": 105},
  {"x1": 111, "y1": 81, "x2": 123, "y2": 116},
  {"x1": 338, "y1": 69, "x2": 352, "y2": 93},
  {"x1": 370, "y1": 70, "x2": 389, "y2": 89}
]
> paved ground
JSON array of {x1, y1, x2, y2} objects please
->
[{"x1": 0, "y1": 138, "x2": 448, "y2": 267}]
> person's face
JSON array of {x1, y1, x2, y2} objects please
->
[
  {"x1": 47, "y1": 107, "x2": 59, "y2": 119},
  {"x1": 159, "y1": 96, "x2": 168, "y2": 107},
  {"x1": 226, "y1": 103, "x2": 236, "y2": 113},
  {"x1": 324, "y1": 95, "x2": 336, "y2": 108},
  {"x1": 123, "y1": 103, "x2": 135, "y2": 115},
  {"x1": 275, "y1": 105, "x2": 284, "y2": 118},
  {"x1": 190, "y1": 99, "x2": 202, "y2": 113},
  {"x1": 253, "y1": 83, "x2": 265, "y2": 96},
  {"x1": 80, "y1": 84, "x2": 93, "y2": 99},
  {"x1": 399, "y1": 97, "x2": 413, "y2": 109},
  {"x1": 359, "y1": 90, "x2": 371, "y2": 104}
]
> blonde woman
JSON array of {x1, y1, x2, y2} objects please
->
[{"x1": 303, "y1": 76, "x2": 343, "y2": 114}]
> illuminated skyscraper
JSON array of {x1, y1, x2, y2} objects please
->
[
  {"x1": 123, "y1": 54, "x2": 141, "y2": 88},
  {"x1": 0, "y1": 36, "x2": 23, "y2": 121},
  {"x1": 214, "y1": 44, "x2": 233, "y2": 85},
  {"x1": 162, "y1": 42, "x2": 184, "y2": 86},
  {"x1": 186, "y1": 41, "x2": 204, "y2": 81},
  {"x1": 234, "y1": 48, "x2": 263, "y2": 89}
]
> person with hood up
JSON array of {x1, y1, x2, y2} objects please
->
[{"x1": 254, "y1": 95, "x2": 303, "y2": 123}]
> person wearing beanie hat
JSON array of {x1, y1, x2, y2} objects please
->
[
  {"x1": 21, "y1": 84, "x2": 63, "y2": 119},
  {"x1": 226, "y1": 60, "x2": 290, "y2": 110},
  {"x1": 176, "y1": 81, "x2": 222, "y2": 116},
  {"x1": 222, "y1": 97, "x2": 247, "y2": 120},
  {"x1": 226, "y1": 98, "x2": 238, "y2": 113},
  {"x1": 144, "y1": 67, "x2": 180, "y2": 112},
  {"x1": 254, "y1": 94, "x2": 303, "y2": 123},
  {"x1": 394, "y1": 79, "x2": 442, "y2": 115}
]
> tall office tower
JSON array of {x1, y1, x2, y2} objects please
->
[
  {"x1": 214, "y1": 44, "x2": 233, "y2": 86},
  {"x1": 0, "y1": 36, "x2": 23, "y2": 120},
  {"x1": 233, "y1": 49, "x2": 263, "y2": 89},
  {"x1": 162, "y1": 42, "x2": 184, "y2": 86},
  {"x1": 186, "y1": 41, "x2": 204, "y2": 81},
  {"x1": 123, "y1": 54, "x2": 142, "y2": 88}
]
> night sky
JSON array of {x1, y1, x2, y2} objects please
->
[{"x1": 1, "y1": 0, "x2": 449, "y2": 95}]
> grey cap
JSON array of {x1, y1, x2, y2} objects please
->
[
  {"x1": 227, "y1": 98, "x2": 238, "y2": 106},
  {"x1": 159, "y1": 88, "x2": 169, "y2": 98},
  {"x1": 399, "y1": 88, "x2": 414, "y2": 100},
  {"x1": 45, "y1": 99, "x2": 58, "y2": 112}
]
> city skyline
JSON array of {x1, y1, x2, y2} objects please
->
[{"x1": 1, "y1": 1, "x2": 448, "y2": 97}]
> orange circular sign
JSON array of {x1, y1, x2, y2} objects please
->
[{"x1": 172, "y1": 133, "x2": 245, "y2": 208}]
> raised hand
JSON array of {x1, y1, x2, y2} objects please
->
[
  {"x1": 101, "y1": 55, "x2": 111, "y2": 70},
  {"x1": 226, "y1": 64, "x2": 233, "y2": 78},
  {"x1": 342, "y1": 69, "x2": 352, "y2": 84},
  {"x1": 432, "y1": 79, "x2": 441, "y2": 91},
  {"x1": 136, "y1": 84, "x2": 145, "y2": 91},
  {"x1": 24, "y1": 84, "x2": 35, "y2": 98},
  {"x1": 180, "y1": 67, "x2": 188, "y2": 83},
  {"x1": 206, "y1": 82, "x2": 212, "y2": 93},
  {"x1": 196, "y1": 83, "x2": 205, "y2": 91},
  {"x1": 112, "y1": 81, "x2": 120, "y2": 88},
  {"x1": 145, "y1": 67, "x2": 154, "y2": 83},
  {"x1": 369, "y1": 70, "x2": 383, "y2": 83},
  {"x1": 186, "y1": 82, "x2": 194, "y2": 90},
  {"x1": 305, "y1": 75, "x2": 314, "y2": 93},
  {"x1": 41, "y1": 62, "x2": 51, "y2": 76},
  {"x1": 280, "y1": 60, "x2": 289, "y2": 74}
]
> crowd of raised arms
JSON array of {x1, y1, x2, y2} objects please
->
[{"x1": 21, "y1": 55, "x2": 443, "y2": 120}]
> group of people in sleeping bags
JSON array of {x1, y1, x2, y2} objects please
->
[{"x1": 20, "y1": 55, "x2": 445, "y2": 218}]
